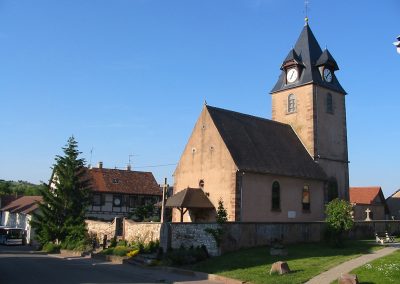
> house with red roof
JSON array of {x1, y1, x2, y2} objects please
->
[
  {"x1": 349, "y1": 187, "x2": 389, "y2": 220},
  {"x1": 0, "y1": 195, "x2": 43, "y2": 244},
  {"x1": 86, "y1": 162, "x2": 162, "y2": 221}
]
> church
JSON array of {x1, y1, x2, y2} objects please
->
[{"x1": 171, "y1": 20, "x2": 349, "y2": 222}]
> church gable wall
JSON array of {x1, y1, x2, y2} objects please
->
[
  {"x1": 173, "y1": 106, "x2": 238, "y2": 222},
  {"x1": 241, "y1": 172, "x2": 325, "y2": 222}
]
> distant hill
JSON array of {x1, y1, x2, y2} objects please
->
[{"x1": 0, "y1": 179, "x2": 45, "y2": 196}]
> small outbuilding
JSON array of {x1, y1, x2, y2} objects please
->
[
  {"x1": 165, "y1": 187, "x2": 215, "y2": 222},
  {"x1": 349, "y1": 187, "x2": 389, "y2": 220}
]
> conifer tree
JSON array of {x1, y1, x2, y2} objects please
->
[{"x1": 31, "y1": 136, "x2": 91, "y2": 245}]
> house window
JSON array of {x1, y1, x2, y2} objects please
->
[
  {"x1": 272, "y1": 181, "x2": 280, "y2": 211},
  {"x1": 302, "y1": 185, "x2": 310, "y2": 211},
  {"x1": 92, "y1": 194, "x2": 101, "y2": 206},
  {"x1": 199, "y1": 179, "x2": 205, "y2": 189},
  {"x1": 288, "y1": 94, "x2": 296, "y2": 113},
  {"x1": 113, "y1": 194, "x2": 122, "y2": 207},
  {"x1": 327, "y1": 93, "x2": 333, "y2": 114},
  {"x1": 112, "y1": 178, "x2": 119, "y2": 184},
  {"x1": 129, "y1": 196, "x2": 139, "y2": 207}
]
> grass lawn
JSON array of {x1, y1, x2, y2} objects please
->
[
  {"x1": 184, "y1": 240, "x2": 382, "y2": 284},
  {"x1": 350, "y1": 249, "x2": 400, "y2": 284}
]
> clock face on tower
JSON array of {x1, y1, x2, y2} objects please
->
[
  {"x1": 323, "y1": 68, "x2": 333, "y2": 82},
  {"x1": 286, "y1": 68, "x2": 298, "y2": 83}
]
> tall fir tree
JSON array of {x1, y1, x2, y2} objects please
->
[{"x1": 31, "y1": 136, "x2": 91, "y2": 245}]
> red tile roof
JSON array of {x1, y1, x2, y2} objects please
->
[
  {"x1": 0, "y1": 196, "x2": 42, "y2": 214},
  {"x1": 349, "y1": 187, "x2": 384, "y2": 205},
  {"x1": 0, "y1": 195, "x2": 19, "y2": 208},
  {"x1": 88, "y1": 168, "x2": 161, "y2": 196}
]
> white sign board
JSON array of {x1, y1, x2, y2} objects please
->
[{"x1": 288, "y1": 211, "x2": 296, "y2": 219}]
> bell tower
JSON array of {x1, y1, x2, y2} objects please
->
[{"x1": 270, "y1": 21, "x2": 349, "y2": 201}]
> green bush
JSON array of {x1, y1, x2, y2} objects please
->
[
  {"x1": 113, "y1": 246, "x2": 132, "y2": 256},
  {"x1": 325, "y1": 198, "x2": 354, "y2": 247},
  {"x1": 142, "y1": 240, "x2": 160, "y2": 254},
  {"x1": 42, "y1": 242, "x2": 61, "y2": 253},
  {"x1": 109, "y1": 237, "x2": 117, "y2": 248},
  {"x1": 164, "y1": 245, "x2": 208, "y2": 265},
  {"x1": 117, "y1": 240, "x2": 127, "y2": 247}
]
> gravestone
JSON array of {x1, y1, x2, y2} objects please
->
[
  {"x1": 338, "y1": 273, "x2": 359, "y2": 284},
  {"x1": 270, "y1": 261, "x2": 290, "y2": 275}
]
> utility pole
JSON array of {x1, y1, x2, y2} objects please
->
[{"x1": 160, "y1": 178, "x2": 168, "y2": 223}]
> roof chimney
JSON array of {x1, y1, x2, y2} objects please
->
[
  {"x1": 127, "y1": 164, "x2": 131, "y2": 171},
  {"x1": 98, "y1": 161, "x2": 103, "y2": 169}
]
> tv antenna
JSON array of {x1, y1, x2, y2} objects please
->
[
  {"x1": 128, "y1": 154, "x2": 138, "y2": 168},
  {"x1": 88, "y1": 147, "x2": 94, "y2": 168}
]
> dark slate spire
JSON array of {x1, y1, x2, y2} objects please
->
[{"x1": 271, "y1": 24, "x2": 346, "y2": 94}]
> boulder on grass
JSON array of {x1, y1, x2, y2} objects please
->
[
  {"x1": 269, "y1": 261, "x2": 290, "y2": 275},
  {"x1": 338, "y1": 273, "x2": 359, "y2": 284}
]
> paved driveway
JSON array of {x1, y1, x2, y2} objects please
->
[{"x1": 0, "y1": 245, "x2": 225, "y2": 284}]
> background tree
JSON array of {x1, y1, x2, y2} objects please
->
[
  {"x1": 31, "y1": 136, "x2": 91, "y2": 246},
  {"x1": 0, "y1": 180, "x2": 44, "y2": 196},
  {"x1": 325, "y1": 198, "x2": 354, "y2": 247},
  {"x1": 216, "y1": 198, "x2": 228, "y2": 224}
]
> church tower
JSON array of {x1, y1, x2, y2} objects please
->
[{"x1": 270, "y1": 20, "x2": 349, "y2": 201}]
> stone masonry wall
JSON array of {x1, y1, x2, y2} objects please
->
[
  {"x1": 168, "y1": 223, "x2": 220, "y2": 256},
  {"x1": 85, "y1": 219, "x2": 400, "y2": 257},
  {"x1": 123, "y1": 220, "x2": 161, "y2": 243},
  {"x1": 85, "y1": 219, "x2": 115, "y2": 241}
]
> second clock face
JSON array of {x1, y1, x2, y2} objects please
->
[
  {"x1": 323, "y1": 68, "x2": 333, "y2": 82},
  {"x1": 287, "y1": 68, "x2": 298, "y2": 83}
]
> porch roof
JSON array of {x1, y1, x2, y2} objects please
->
[{"x1": 165, "y1": 187, "x2": 214, "y2": 209}]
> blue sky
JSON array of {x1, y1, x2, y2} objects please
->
[{"x1": 0, "y1": 0, "x2": 399, "y2": 197}]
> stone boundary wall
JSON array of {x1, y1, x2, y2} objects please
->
[
  {"x1": 85, "y1": 219, "x2": 115, "y2": 241},
  {"x1": 349, "y1": 220, "x2": 400, "y2": 239},
  {"x1": 85, "y1": 219, "x2": 400, "y2": 256},
  {"x1": 164, "y1": 221, "x2": 400, "y2": 256},
  {"x1": 123, "y1": 220, "x2": 161, "y2": 244},
  {"x1": 166, "y1": 223, "x2": 220, "y2": 256}
]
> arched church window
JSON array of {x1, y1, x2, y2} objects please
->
[
  {"x1": 302, "y1": 185, "x2": 310, "y2": 211},
  {"x1": 272, "y1": 181, "x2": 280, "y2": 210},
  {"x1": 288, "y1": 94, "x2": 296, "y2": 113},
  {"x1": 327, "y1": 179, "x2": 338, "y2": 202},
  {"x1": 327, "y1": 93, "x2": 333, "y2": 114}
]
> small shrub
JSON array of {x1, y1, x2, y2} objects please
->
[
  {"x1": 117, "y1": 240, "x2": 127, "y2": 247},
  {"x1": 325, "y1": 198, "x2": 354, "y2": 247},
  {"x1": 127, "y1": 249, "x2": 140, "y2": 258},
  {"x1": 42, "y1": 242, "x2": 61, "y2": 253},
  {"x1": 142, "y1": 240, "x2": 160, "y2": 254},
  {"x1": 113, "y1": 246, "x2": 132, "y2": 257},
  {"x1": 100, "y1": 247, "x2": 114, "y2": 255},
  {"x1": 164, "y1": 246, "x2": 208, "y2": 265},
  {"x1": 109, "y1": 237, "x2": 117, "y2": 248}
]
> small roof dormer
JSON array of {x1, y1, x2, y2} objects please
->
[
  {"x1": 281, "y1": 48, "x2": 304, "y2": 70},
  {"x1": 316, "y1": 49, "x2": 339, "y2": 71}
]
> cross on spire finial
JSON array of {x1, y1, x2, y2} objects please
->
[{"x1": 304, "y1": 0, "x2": 310, "y2": 25}]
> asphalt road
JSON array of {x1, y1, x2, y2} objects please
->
[{"x1": 0, "y1": 245, "x2": 222, "y2": 284}]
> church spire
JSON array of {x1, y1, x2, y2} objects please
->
[{"x1": 270, "y1": 23, "x2": 346, "y2": 95}]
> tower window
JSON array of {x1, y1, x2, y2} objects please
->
[
  {"x1": 327, "y1": 178, "x2": 338, "y2": 202},
  {"x1": 327, "y1": 93, "x2": 334, "y2": 114},
  {"x1": 288, "y1": 94, "x2": 296, "y2": 113},
  {"x1": 302, "y1": 185, "x2": 310, "y2": 211},
  {"x1": 271, "y1": 181, "x2": 281, "y2": 211}
]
